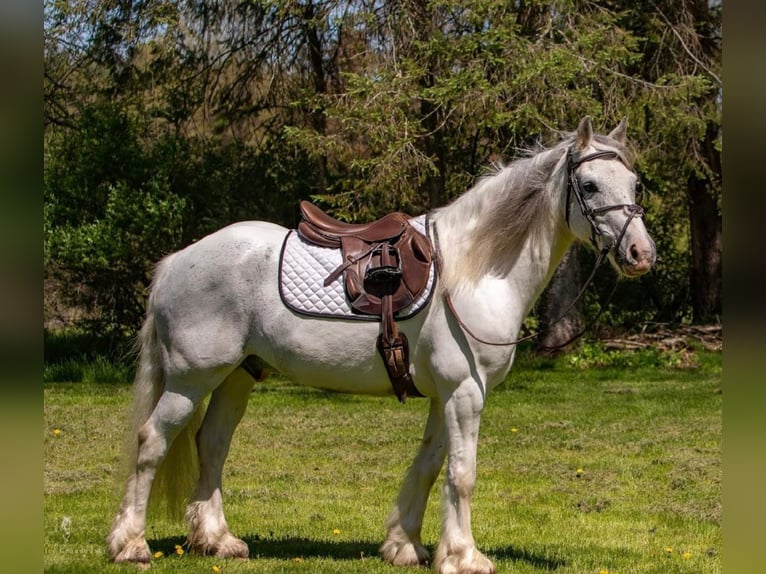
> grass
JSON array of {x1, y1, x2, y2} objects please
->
[
  {"x1": 44, "y1": 329, "x2": 136, "y2": 384},
  {"x1": 43, "y1": 347, "x2": 721, "y2": 573}
]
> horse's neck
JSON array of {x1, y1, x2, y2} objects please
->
[
  {"x1": 510, "y1": 225, "x2": 573, "y2": 313},
  {"x1": 433, "y1": 215, "x2": 573, "y2": 348},
  {"x1": 433, "y1": 156, "x2": 573, "y2": 316},
  {"x1": 437, "y1": 215, "x2": 570, "y2": 302}
]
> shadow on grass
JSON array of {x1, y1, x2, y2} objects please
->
[
  {"x1": 148, "y1": 535, "x2": 566, "y2": 569},
  {"x1": 245, "y1": 535, "x2": 380, "y2": 560},
  {"x1": 147, "y1": 535, "x2": 379, "y2": 561},
  {"x1": 488, "y1": 545, "x2": 567, "y2": 570}
]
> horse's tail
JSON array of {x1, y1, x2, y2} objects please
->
[{"x1": 119, "y1": 253, "x2": 206, "y2": 520}]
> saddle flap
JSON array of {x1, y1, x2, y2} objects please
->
[{"x1": 343, "y1": 230, "x2": 432, "y2": 316}]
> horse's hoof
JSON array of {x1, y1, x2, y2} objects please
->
[
  {"x1": 213, "y1": 534, "x2": 249, "y2": 559},
  {"x1": 188, "y1": 532, "x2": 249, "y2": 559},
  {"x1": 112, "y1": 538, "x2": 152, "y2": 564},
  {"x1": 435, "y1": 547, "x2": 495, "y2": 574},
  {"x1": 380, "y1": 537, "x2": 430, "y2": 567}
]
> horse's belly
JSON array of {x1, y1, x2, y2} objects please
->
[
  {"x1": 280, "y1": 362, "x2": 395, "y2": 397},
  {"x1": 256, "y1": 314, "x2": 419, "y2": 397},
  {"x1": 266, "y1": 337, "x2": 396, "y2": 396}
]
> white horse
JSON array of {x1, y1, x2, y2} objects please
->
[{"x1": 108, "y1": 117, "x2": 655, "y2": 574}]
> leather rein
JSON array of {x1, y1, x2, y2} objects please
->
[{"x1": 437, "y1": 147, "x2": 646, "y2": 349}]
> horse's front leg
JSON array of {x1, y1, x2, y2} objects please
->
[
  {"x1": 381, "y1": 398, "x2": 447, "y2": 566},
  {"x1": 186, "y1": 368, "x2": 255, "y2": 558},
  {"x1": 434, "y1": 383, "x2": 495, "y2": 574}
]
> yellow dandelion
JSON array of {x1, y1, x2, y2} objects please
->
[
  {"x1": 293, "y1": 557, "x2": 304, "y2": 563},
  {"x1": 682, "y1": 551, "x2": 692, "y2": 559},
  {"x1": 212, "y1": 565, "x2": 222, "y2": 573},
  {"x1": 664, "y1": 546, "x2": 673, "y2": 554},
  {"x1": 53, "y1": 429, "x2": 62, "y2": 436},
  {"x1": 153, "y1": 551, "x2": 164, "y2": 559},
  {"x1": 174, "y1": 544, "x2": 184, "y2": 556},
  {"x1": 599, "y1": 569, "x2": 610, "y2": 574},
  {"x1": 511, "y1": 427, "x2": 518, "y2": 433},
  {"x1": 576, "y1": 468, "x2": 584, "y2": 476},
  {"x1": 332, "y1": 528, "x2": 341, "y2": 535}
]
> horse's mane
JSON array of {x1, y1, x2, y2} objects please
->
[{"x1": 433, "y1": 131, "x2": 631, "y2": 292}]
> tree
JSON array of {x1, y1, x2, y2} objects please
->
[
  {"x1": 44, "y1": 103, "x2": 186, "y2": 335},
  {"x1": 44, "y1": 0, "x2": 722, "y2": 338},
  {"x1": 617, "y1": 0, "x2": 722, "y2": 323}
]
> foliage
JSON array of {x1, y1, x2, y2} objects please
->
[
  {"x1": 44, "y1": 355, "x2": 135, "y2": 385},
  {"x1": 43, "y1": 0, "x2": 722, "y2": 337},
  {"x1": 44, "y1": 101, "x2": 311, "y2": 335},
  {"x1": 45, "y1": 103, "x2": 186, "y2": 335},
  {"x1": 563, "y1": 341, "x2": 691, "y2": 370}
]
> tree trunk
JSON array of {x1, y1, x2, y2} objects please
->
[
  {"x1": 537, "y1": 246, "x2": 584, "y2": 354},
  {"x1": 411, "y1": 0, "x2": 447, "y2": 209},
  {"x1": 302, "y1": 0, "x2": 329, "y2": 193},
  {"x1": 688, "y1": 174, "x2": 722, "y2": 323},
  {"x1": 420, "y1": 86, "x2": 447, "y2": 209}
]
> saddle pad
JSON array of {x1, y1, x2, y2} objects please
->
[{"x1": 279, "y1": 215, "x2": 436, "y2": 321}]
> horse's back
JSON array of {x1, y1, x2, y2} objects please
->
[
  {"x1": 164, "y1": 219, "x2": 286, "y2": 274},
  {"x1": 155, "y1": 220, "x2": 287, "y2": 299}
]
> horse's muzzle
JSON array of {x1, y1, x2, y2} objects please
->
[{"x1": 620, "y1": 241, "x2": 656, "y2": 277}]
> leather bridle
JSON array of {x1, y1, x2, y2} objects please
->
[
  {"x1": 565, "y1": 148, "x2": 645, "y2": 258},
  {"x1": 436, "y1": 146, "x2": 647, "y2": 350}
]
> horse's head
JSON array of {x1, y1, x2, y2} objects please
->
[{"x1": 565, "y1": 116, "x2": 656, "y2": 278}]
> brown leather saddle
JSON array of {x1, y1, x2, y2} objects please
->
[{"x1": 297, "y1": 201, "x2": 433, "y2": 402}]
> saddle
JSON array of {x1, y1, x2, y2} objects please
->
[{"x1": 297, "y1": 201, "x2": 433, "y2": 402}]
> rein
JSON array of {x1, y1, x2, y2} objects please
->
[{"x1": 436, "y1": 147, "x2": 645, "y2": 349}]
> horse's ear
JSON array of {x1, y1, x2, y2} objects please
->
[
  {"x1": 576, "y1": 116, "x2": 593, "y2": 150},
  {"x1": 608, "y1": 117, "x2": 628, "y2": 144}
]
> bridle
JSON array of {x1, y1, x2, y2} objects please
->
[
  {"x1": 565, "y1": 148, "x2": 645, "y2": 259},
  {"x1": 436, "y1": 146, "x2": 647, "y2": 350}
]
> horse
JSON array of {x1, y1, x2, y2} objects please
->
[{"x1": 107, "y1": 116, "x2": 655, "y2": 574}]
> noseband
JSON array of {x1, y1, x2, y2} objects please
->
[{"x1": 565, "y1": 148, "x2": 645, "y2": 257}]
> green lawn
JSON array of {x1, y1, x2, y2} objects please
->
[{"x1": 44, "y1": 349, "x2": 721, "y2": 573}]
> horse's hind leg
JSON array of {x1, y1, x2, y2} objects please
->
[
  {"x1": 108, "y1": 374, "x2": 222, "y2": 563},
  {"x1": 381, "y1": 398, "x2": 447, "y2": 566},
  {"x1": 186, "y1": 367, "x2": 256, "y2": 557}
]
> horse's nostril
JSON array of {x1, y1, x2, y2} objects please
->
[{"x1": 629, "y1": 244, "x2": 640, "y2": 262}]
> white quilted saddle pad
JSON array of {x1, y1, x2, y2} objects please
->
[{"x1": 279, "y1": 215, "x2": 436, "y2": 320}]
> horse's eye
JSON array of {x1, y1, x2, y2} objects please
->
[{"x1": 582, "y1": 181, "x2": 598, "y2": 194}]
